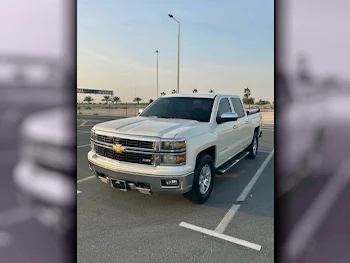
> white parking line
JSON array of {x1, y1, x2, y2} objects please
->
[
  {"x1": 77, "y1": 144, "x2": 90, "y2": 148},
  {"x1": 236, "y1": 149, "x2": 274, "y2": 202},
  {"x1": 179, "y1": 222, "x2": 261, "y2": 251},
  {"x1": 77, "y1": 131, "x2": 91, "y2": 134},
  {"x1": 76, "y1": 124, "x2": 96, "y2": 128},
  {"x1": 77, "y1": 175, "x2": 95, "y2": 183},
  {"x1": 180, "y1": 149, "x2": 274, "y2": 250},
  {"x1": 214, "y1": 204, "x2": 240, "y2": 233},
  {"x1": 77, "y1": 190, "x2": 81, "y2": 194}
]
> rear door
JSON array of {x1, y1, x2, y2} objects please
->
[
  {"x1": 215, "y1": 97, "x2": 241, "y2": 165},
  {"x1": 230, "y1": 97, "x2": 252, "y2": 149}
]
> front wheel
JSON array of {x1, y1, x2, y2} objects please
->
[
  {"x1": 247, "y1": 131, "x2": 258, "y2": 159},
  {"x1": 183, "y1": 154, "x2": 215, "y2": 204}
]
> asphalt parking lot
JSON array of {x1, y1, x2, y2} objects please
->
[{"x1": 77, "y1": 115, "x2": 275, "y2": 263}]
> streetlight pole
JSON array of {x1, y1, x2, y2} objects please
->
[
  {"x1": 168, "y1": 14, "x2": 180, "y2": 93},
  {"x1": 155, "y1": 50, "x2": 159, "y2": 98}
]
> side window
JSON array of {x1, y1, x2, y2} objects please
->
[
  {"x1": 230, "y1": 98, "x2": 245, "y2": 118},
  {"x1": 217, "y1": 98, "x2": 232, "y2": 118}
]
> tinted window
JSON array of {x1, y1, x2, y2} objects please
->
[
  {"x1": 140, "y1": 97, "x2": 214, "y2": 122},
  {"x1": 217, "y1": 98, "x2": 232, "y2": 118},
  {"x1": 230, "y1": 98, "x2": 245, "y2": 118}
]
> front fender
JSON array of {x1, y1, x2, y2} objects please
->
[{"x1": 185, "y1": 132, "x2": 217, "y2": 169}]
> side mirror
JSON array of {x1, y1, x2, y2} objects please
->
[
  {"x1": 138, "y1": 108, "x2": 144, "y2": 114},
  {"x1": 217, "y1": 112, "x2": 238, "y2": 124}
]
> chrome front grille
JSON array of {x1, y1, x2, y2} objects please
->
[
  {"x1": 116, "y1": 138, "x2": 154, "y2": 149},
  {"x1": 95, "y1": 145, "x2": 154, "y2": 165},
  {"x1": 96, "y1": 135, "x2": 154, "y2": 149},
  {"x1": 93, "y1": 133, "x2": 156, "y2": 165}
]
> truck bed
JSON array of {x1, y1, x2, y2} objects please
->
[{"x1": 247, "y1": 108, "x2": 262, "y2": 128}]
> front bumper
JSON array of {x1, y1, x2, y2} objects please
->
[{"x1": 88, "y1": 152, "x2": 194, "y2": 194}]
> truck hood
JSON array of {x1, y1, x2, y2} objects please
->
[{"x1": 93, "y1": 117, "x2": 208, "y2": 139}]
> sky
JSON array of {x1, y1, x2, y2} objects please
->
[
  {"x1": 283, "y1": 0, "x2": 350, "y2": 79},
  {"x1": 77, "y1": 0, "x2": 274, "y2": 103}
]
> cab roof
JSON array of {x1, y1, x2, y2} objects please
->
[{"x1": 162, "y1": 93, "x2": 240, "y2": 99}]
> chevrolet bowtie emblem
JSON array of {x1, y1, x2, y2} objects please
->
[{"x1": 113, "y1": 144, "x2": 125, "y2": 152}]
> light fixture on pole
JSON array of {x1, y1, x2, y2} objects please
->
[{"x1": 168, "y1": 13, "x2": 180, "y2": 93}]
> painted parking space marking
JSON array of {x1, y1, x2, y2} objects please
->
[
  {"x1": 77, "y1": 130, "x2": 91, "y2": 134},
  {"x1": 179, "y1": 222, "x2": 261, "y2": 251},
  {"x1": 236, "y1": 149, "x2": 274, "y2": 202},
  {"x1": 77, "y1": 124, "x2": 96, "y2": 128},
  {"x1": 77, "y1": 144, "x2": 90, "y2": 148},
  {"x1": 79, "y1": 120, "x2": 88, "y2": 127},
  {"x1": 77, "y1": 175, "x2": 95, "y2": 183},
  {"x1": 180, "y1": 149, "x2": 274, "y2": 251},
  {"x1": 77, "y1": 190, "x2": 81, "y2": 194}
]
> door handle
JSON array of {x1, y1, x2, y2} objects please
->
[{"x1": 233, "y1": 125, "x2": 237, "y2": 129}]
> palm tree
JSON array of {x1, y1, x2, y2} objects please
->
[
  {"x1": 244, "y1": 87, "x2": 251, "y2": 109},
  {"x1": 171, "y1": 89, "x2": 177, "y2": 94},
  {"x1": 102, "y1": 95, "x2": 110, "y2": 104},
  {"x1": 113, "y1": 96, "x2": 121, "y2": 105},
  {"x1": 160, "y1": 91, "x2": 166, "y2": 96},
  {"x1": 192, "y1": 89, "x2": 198, "y2": 93},
  {"x1": 133, "y1": 97, "x2": 142, "y2": 104},
  {"x1": 83, "y1": 96, "x2": 93, "y2": 104},
  {"x1": 209, "y1": 89, "x2": 214, "y2": 93}
]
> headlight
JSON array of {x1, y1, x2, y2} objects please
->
[
  {"x1": 161, "y1": 140, "x2": 186, "y2": 150},
  {"x1": 161, "y1": 154, "x2": 186, "y2": 165},
  {"x1": 90, "y1": 129, "x2": 95, "y2": 139}
]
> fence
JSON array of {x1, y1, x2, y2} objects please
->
[
  {"x1": 78, "y1": 103, "x2": 273, "y2": 116},
  {"x1": 77, "y1": 102, "x2": 274, "y2": 124},
  {"x1": 77, "y1": 103, "x2": 149, "y2": 117}
]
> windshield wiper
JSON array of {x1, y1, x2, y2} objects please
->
[{"x1": 158, "y1": 116, "x2": 176, "y2": 119}]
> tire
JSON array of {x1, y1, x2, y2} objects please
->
[
  {"x1": 247, "y1": 131, "x2": 258, "y2": 159},
  {"x1": 183, "y1": 154, "x2": 215, "y2": 204}
]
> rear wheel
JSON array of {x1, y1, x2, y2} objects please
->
[
  {"x1": 247, "y1": 131, "x2": 258, "y2": 159},
  {"x1": 183, "y1": 154, "x2": 215, "y2": 204}
]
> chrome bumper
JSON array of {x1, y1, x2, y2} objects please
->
[{"x1": 88, "y1": 155, "x2": 194, "y2": 195}]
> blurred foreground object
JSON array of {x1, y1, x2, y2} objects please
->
[
  {"x1": 12, "y1": 107, "x2": 76, "y2": 262},
  {"x1": 277, "y1": 70, "x2": 350, "y2": 262},
  {"x1": 278, "y1": 72, "x2": 350, "y2": 196},
  {"x1": 0, "y1": 54, "x2": 75, "y2": 262},
  {"x1": 14, "y1": 108, "x2": 75, "y2": 232}
]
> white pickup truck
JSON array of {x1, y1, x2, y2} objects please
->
[{"x1": 88, "y1": 93, "x2": 262, "y2": 203}]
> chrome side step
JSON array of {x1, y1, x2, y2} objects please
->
[{"x1": 216, "y1": 151, "x2": 249, "y2": 175}]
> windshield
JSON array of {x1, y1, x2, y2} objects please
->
[{"x1": 140, "y1": 97, "x2": 214, "y2": 122}]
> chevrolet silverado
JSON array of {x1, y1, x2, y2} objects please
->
[{"x1": 88, "y1": 93, "x2": 262, "y2": 204}]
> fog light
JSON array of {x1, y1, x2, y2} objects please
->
[
  {"x1": 162, "y1": 179, "x2": 179, "y2": 186},
  {"x1": 161, "y1": 154, "x2": 186, "y2": 165}
]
